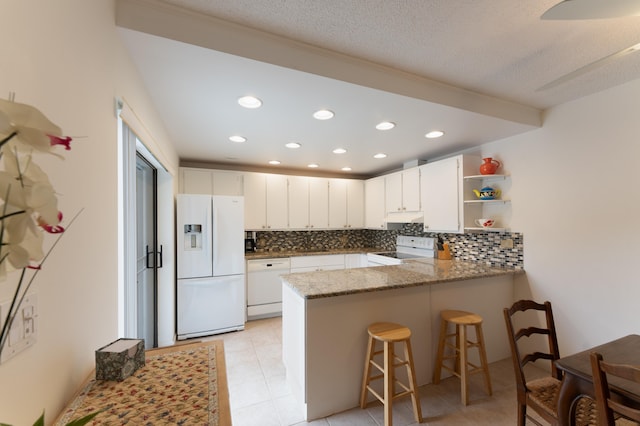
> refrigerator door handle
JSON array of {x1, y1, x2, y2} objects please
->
[
  {"x1": 212, "y1": 206, "x2": 218, "y2": 271},
  {"x1": 158, "y1": 245, "x2": 163, "y2": 268}
]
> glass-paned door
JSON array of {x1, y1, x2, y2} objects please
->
[{"x1": 135, "y1": 153, "x2": 158, "y2": 348}]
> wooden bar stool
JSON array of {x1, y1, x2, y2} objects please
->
[
  {"x1": 360, "y1": 322, "x2": 422, "y2": 426},
  {"x1": 433, "y1": 310, "x2": 492, "y2": 405}
]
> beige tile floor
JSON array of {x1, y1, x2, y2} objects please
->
[{"x1": 206, "y1": 317, "x2": 546, "y2": 426}]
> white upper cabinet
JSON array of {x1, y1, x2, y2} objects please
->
[
  {"x1": 243, "y1": 172, "x2": 288, "y2": 230},
  {"x1": 420, "y1": 156, "x2": 463, "y2": 233},
  {"x1": 346, "y1": 179, "x2": 364, "y2": 228},
  {"x1": 385, "y1": 168, "x2": 421, "y2": 213},
  {"x1": 266, "y1": 174, "x2": 289, "y2": 229},
  {"x1": 420, "y1": 154, "x2": 512, "y2": 233},
  {"x1": 328, "y1": 179, "x2": 363, "y2": 229},
  {"x1": 180, "y1": 168, "x2": 213, "y2": 194},
  {"x1": 288, "y1": 176, "x2": 310, "y2": 229},
  {"x1": 365, "y1": 176, "x2": 386, "y2": 229},
  {"x1": 212, "y1": 170, "x2": 243, "y2": 196},
  {"x1": 243, "y1": 172, "x2": 267, "y2": 230},
  {"x1": 180, "y1": 167, "x2": 243, "y2": 196},
  {"x1": 309, "y1": 178, "x2": 329, "y2": 229},
  {"x1": 289, "y1": 177, "x2": 329, "y2": 229}
]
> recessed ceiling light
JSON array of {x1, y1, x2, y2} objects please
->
[
  {"x1": 373, "y1": 153, "x2": 387, "y2": 159},
  {"x1": 376, "y1": 121, "x2": 395, "y2": 130},
  {"x1": 341, "y1": 167, "x2": 352, "y2": 171},
  {"x1": 268, "y1": 160, "x2": 281, "y2": 165},
  {"x1": 229, "y1": 135, "x2": 246, "y2": 143},
  {"x1": 308, "y1": 163, "x2": 319, "y2": 168},
  {"x1": 313, "y1": 109, "x2": 334, "y2": 120},
  {"x1": 425, "y1": 130, "x2": 445, "y2": 139},
  {"x1": 333, "y1": 148, "x2": 347, "y2": 154},
  {"x1": 238, "y1": 95, "x2": 262, "y2": 109},
  {"x1": 285, "y1": 142, "x2": 301, "y2": 149}
]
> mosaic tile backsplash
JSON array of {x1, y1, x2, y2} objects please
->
[{"x1": 255, "y1": 224, "x2": 523, "y2": 269}]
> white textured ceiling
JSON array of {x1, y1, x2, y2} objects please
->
[{"x1": 115, "y1": 0, "x2": 640, "y2": 177}]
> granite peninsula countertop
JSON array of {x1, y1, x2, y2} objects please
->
[
  {"x1": 281, "y1": 258, "x2": 524, "y2": 299},
  {"x1": 245, "y1": 247, "x2": 383, "y2": 260}
]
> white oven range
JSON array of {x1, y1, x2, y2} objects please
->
[{"x1": 367, "y1": 235, "x2": 436, "y2": 266}]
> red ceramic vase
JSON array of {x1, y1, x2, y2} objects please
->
[{"x1": 479, "y1": 157, "x2": 501, "y2": 175}]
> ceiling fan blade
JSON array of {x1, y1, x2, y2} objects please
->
[
  {"x1": 542, "y1": 0, "x2": 640, "y2": 19},
  {"x1": 537, "y1": 42, "x2": 640, "y2": 91}
]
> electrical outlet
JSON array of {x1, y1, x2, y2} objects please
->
[
  {"x1": 0, "y1": 293, "x2": 38, "y2": 364},
  {"x1": 500, "y1": 238, "x2": 514, "y2": 249}
]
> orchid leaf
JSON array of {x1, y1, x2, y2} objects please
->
[
  {"x1": 32, "y1": 412, "x2": 44, "y2": 426},
  {"x1": 63, "y1": 409, "x2": 104, "y2": 426}
]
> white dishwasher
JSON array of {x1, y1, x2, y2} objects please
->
[{"x1": 247, "y1": 258, "x2": 291, "y2": 320}]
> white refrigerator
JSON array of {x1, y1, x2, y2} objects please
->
[{"x1": 176, "y1": 194, "x2": 245, "y2": 340}]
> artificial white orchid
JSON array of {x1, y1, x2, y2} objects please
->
[
  {"x1": 0, "y1": 99, "x2": 67, "y2": 277},
  {"x1": 0, "y1": 96, "x2": 73, "y2": 356},
  {"x1": 0, "y1": 98, "x2": 66, "y2": 154}
]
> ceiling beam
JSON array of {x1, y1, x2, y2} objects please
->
[{"x1": 116, "y1": 0, "x2": 541, "y2": 128}]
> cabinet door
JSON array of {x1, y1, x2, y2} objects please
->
[
  {"x1": 328, "y1": 179, "x2": 347, "y2": 228},
  {"x1": 385, "y1": 172, "x2": 403, "y2": 213},
  {"x1": 181, "y1": 168, "x2": 213, "y2": 194},
  {"x1": 402, "y1": 168, "x2": 421, "y2": 211},
  {"x1": 243, "y1": 173, "x2": 266, "y2": 229},
  {"x1": 347, "y1": 180, "x2": 364, "y2": 228},
  {"x1": 288, "y1": 176, "x2": 310, "y2": 229},
  {"x1": 365, "y1": 177, "x2": 386, "y2": 229},
  {"x1": 212, "y1": 171, "x2": 243, "y2": 196},
  {"x1": 309, "y1": 177, "x2": 329, "y2": 229},
  {"x1": 345, "y1": 253, "x2": 367, "y2": 269},
  {"x1": 420, "y1": 156, "x2": 461, "y2": 233},
  {"x1": 266, "y1": 174, "x2": 288, "y2": 229}
]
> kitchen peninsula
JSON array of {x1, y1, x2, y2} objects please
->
[{"x1": 281, "y1": 258, "x2": 522, "y2": 421}]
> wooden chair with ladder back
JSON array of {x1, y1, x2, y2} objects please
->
[
  {"x1": 504, "y1": 300, "x2": 597, "y2": 426},
  {"x1": 590, "y1": 352, "x2": 640, "y2": 426}
]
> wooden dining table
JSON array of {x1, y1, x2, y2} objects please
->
[{"x1": 555, "y1": 334, "x2": 640, "y2": 426}]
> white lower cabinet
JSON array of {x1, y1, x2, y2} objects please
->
[
  {"x1": 289, "y1": 254, "x2": 345, "y2": 273},
  {"x1": 344, "y1": 253, "x2": 367, "y2": 268}
]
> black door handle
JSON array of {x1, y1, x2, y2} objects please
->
[
  {"x1": 146, "y1": 245, "x2": 154, "y2": 268},
  {"x1": 146, "y1": 245, "x2": 163, "y2": 269}
]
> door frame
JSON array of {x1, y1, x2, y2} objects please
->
[{"x1": 119, "y1": 118, "x2": 175, "y2": 346}]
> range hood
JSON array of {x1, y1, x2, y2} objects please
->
[{"x1": 383, "y1": 211, "x2": 424, "y2": 224}]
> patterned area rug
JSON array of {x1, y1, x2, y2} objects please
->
[{"x1": 55, "y1": 340, "x2": 230, "y2": 426}]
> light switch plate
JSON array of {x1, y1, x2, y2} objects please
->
[{"x1": 0, "y1": 293, "x2": 38, "y2": 364}]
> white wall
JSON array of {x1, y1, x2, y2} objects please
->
[
  {"x1": 480, "y1": 78, "x2": 640, "y2": 356},
  {"x1": 0, "y1": 1, "x2": 178, "y2": 424}
]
